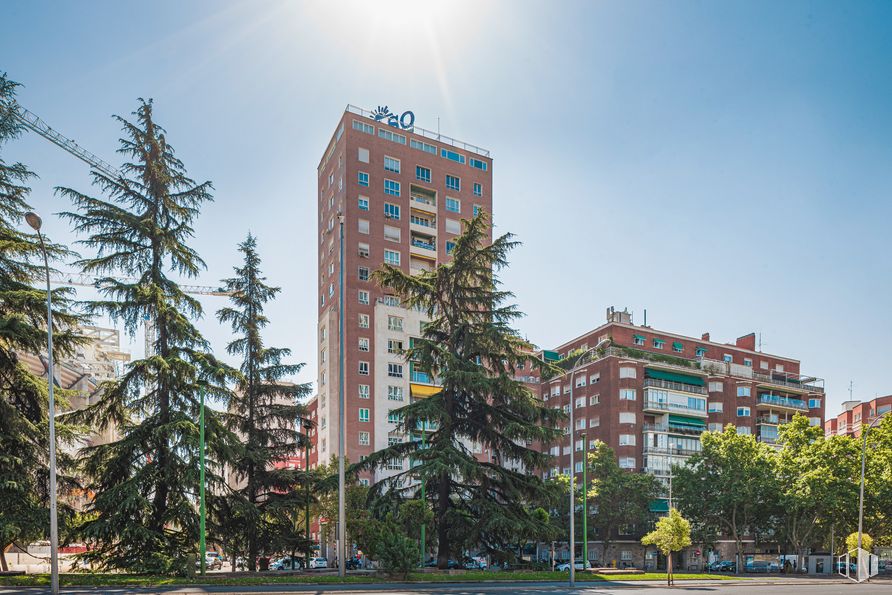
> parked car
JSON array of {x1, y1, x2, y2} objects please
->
[
  {"x1": 555, "y1": 560, "x2": 592, "y2": 572},
  {"x1": 269, "y1": 556, "x2": 304, "y2": 571},
  {"x1": 463, "y1": 557, "x2": 487, "y2": 570},
  {"x1": 307, "y1": 557, "x2": 328, "y2": 569},
  {"x1": 195, "y1": 552, "x2": 223, "y2": 571},
  {"x1": 709, "y1": 560, "x2": 737, "y2": 572},
  {"x1": 745, "y1": 560, "x2": 778, "y2": 573}
]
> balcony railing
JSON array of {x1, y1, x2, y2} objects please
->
[
  {"x1": 411, "y1": 238, "x2": 436, "y2": 251},
  {"x1": 411, "y1": 370, "x2": 436, "y2": 384},
  {"x1": 643, "y1": 423, "x2": 705, "y2": 436},
  {"x1": 643, "y1": 399, "x2": 708, "y2": 416},
  {"x1": 643, "y1": 445, "x2": 701, "y2": 457},
  {"x1": 757, "y1": 394, "x2": 808, "y2": 411},
  {"x1": 410, "y1": 215, "x2": 435, "y2": 228},
  {"x1": 643, "y1": 377, "x2": 707, "y2": 395}
]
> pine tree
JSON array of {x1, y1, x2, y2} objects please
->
[
  {"x1": 215, "y1": 234, "x2": 312, "y2": 571},
  {"x1": 57, "y1": 99, "x2": 237, "y2": 573},
  {"x1": 361, "y1": 212, "x2": 565, "y2": 568},
  {"x1": 0, "y1": 73, "x2": 85, "y2": 572}
]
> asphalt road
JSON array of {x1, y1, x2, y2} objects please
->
[{"x1": 2, "y1": 580, "x2": 891, "y2": 595}]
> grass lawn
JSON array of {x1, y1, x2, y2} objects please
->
[{"x1": 0, "y1": 571, "x2": 746, "y2": 587}]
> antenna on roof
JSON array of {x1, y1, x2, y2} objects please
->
[
  {"x1": 758, "y1": 332, "x2": 767, "y2": 352},
  {"x1": 849, "y1": 380, "x2": 854, "y2": 400},
  {"x1": 643, "y1": 309, "x2": 647, "y2": 327}
]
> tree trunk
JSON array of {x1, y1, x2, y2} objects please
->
[
  {"x1": 436, "y1": 475, "x2": 450, "y2": 569},
  {"x1": 667, "y1": 552, "x2": 673, "y2": 586},
  {"x1": 0, "y1": 545, "x2": 8, "y2": 572}
]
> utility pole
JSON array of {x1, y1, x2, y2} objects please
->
[
  {"x1": 199, "y1": 388, "x2": 206, "y2": 575},
  {"x1": 302, "y1": 417, "x2": 312, "y2": 566},
  {"x1": 420, "y1": 428, "x2": 426, "y2": 567},
  {"x1": 337, "y1": 214, "x2": 346, "y2": 578},
  {"x1": 582, "y1": 432, "x2": 588, "y2": 570}
]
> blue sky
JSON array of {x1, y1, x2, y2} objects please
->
[{"x1": 3, "y1": 0, "x2": 891, "y2": 414}]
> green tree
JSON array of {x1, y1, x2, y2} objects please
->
[
  {"x1": 861, "y1": 415, "x2": 892, "y2": 545},
  {"x1": 585, "y1": 440, "x2": 660, "y2": 564},
  {"x1": 774, "y1": 415, "x2": 860, "y2": 561},
  {"x1": 216, "y1": 234, "x2": 311, "y2": 570},
  {"x1": 0, "y1": 73, "x2": 85, "y2": 572},
  {"x1": 360, "y1": 212, "x2": 564, "y2": 568},
  {"x1": 673, "y1": 425, "x2": 777, "y2": 570},
  {"x1": 846, "y1": 532, "x2": 873, "y2": 553},
  {"x1": 58, "y1": 99, "x2": 237, "y2": 574},
  {"x1": 641, "y1": 508, "x2": 691, "y2": 586}
]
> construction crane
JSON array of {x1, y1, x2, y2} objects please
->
[
  {"x1": 4, "y1": 102, "x2": 232, "y2": 357},
  {"x1": 50, "y1": 271, "x2": 231, "y2": 358}
]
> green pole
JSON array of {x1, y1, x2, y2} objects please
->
[
  {"x1": 582, "y1": 432, "x2": 587, "y2": 570},
  {"x1": 420, "y1": 425, "x2": 426, "y2": 567},
  {"x1": 199, "y1": 388, "x2": 206, "y2": 575},
  {"x1": 305, "y1": 422, "x2": 311, "y2": 568}
]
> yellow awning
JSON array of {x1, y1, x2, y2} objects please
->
[{"x1": 411, "y1": 383, "x2": 441, "y2": 398}]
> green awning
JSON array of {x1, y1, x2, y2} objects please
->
[
  {"x1": 672, "y1": 342, "x2": 684, "y2": 350},
  {"x1": 668, "y1": 415, "x2": 706, "y2": 427},
  {"x1": 633, "y1": 334, "x2": 645, "y2": 341},
  {"x1": 543, "y1": 350, "x2": 560, "y2": 362},
  {"x1": 649, "y1": 499, "x2": 670, "y2": 513},
  {"x1": 645, "y1": 368, "x2": 704, "y2": 386}
]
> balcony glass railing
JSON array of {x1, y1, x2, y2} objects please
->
[
  {"x1": 411, "y1": 370, "x2": 432, "y2": 384},
  {"x1": 411, "y1": 239, "x2": 436, "y2": 251},
  {"x1": 410, "y1": 215, "x2": 435, "y2": 228},
  {"x1": 643, "y1": 399, "x2": 707, "y2": 414},
  {"x1": 643, "y1": 423, "x2": 705, "y2": 435},
  {"x1": 643, "y1": 377, "x2": 707, "y2": 395},
  {"x1": 758, "y1": 394, "x2": 808, "y2": 411},
  {"x1": 410, "y1": 194, "x2": 436, "y2": 206}
]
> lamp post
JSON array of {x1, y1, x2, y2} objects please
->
[
  {"x1": 199, "y1": 388, "x2": 206, "y2": 575},
  {"x1": 24, "y1": 212, "x2": 59, "y2": 595},
  {"x1": 857, "y1": 410, "x2": 891, "y2": 553},
  {"x1": 336, "y1": 213, "x2": 346, "y2": 578},
  {"x1": 300, "y1": 416, "x2": 313, "y2": 567}
]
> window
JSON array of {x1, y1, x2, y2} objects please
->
[
  {"x1": 619, "y1": 434, "x2": 636, "y2": 446},
  {"x1": 358, "y1": 171, "x2": 369, "y2": 187},
  {"x1": 708, "y1": 382, "x2": 723, "y2": 393},
  {"x1": 737, "y1": 406, "x2": 751, "y2": 417},
  {"x1": 388, "y1": 363, "x2": 403, "y2": 378},
  {"x1": 653, "y1": 338, "x2": 665, "y2": 349},
  {"x1": 358, "y1": 431, "x2": 370, "y2": 446},
  {"x1": 469, "y1": 157, "x2": 487, "y2": 171},
  {"x1": 744, "y1": 358, "x2": 752, "y2": 367},
  {"x1": 387, "y1": 315, "x2": 403, "y2": 331},
  {"x1": 387, "y1": 411, "x2": 400, "y2": 423},
  {"x1": 358, "y1": 242, "x2": 370, "y2": 258},
  {"x1": 388, "y1": 385, "x2": 404, "y2": 401},
  {"x1": 473, "y1": 204, "x2": 482, "y2": 217},
  {"x1": 619, "y1": 366, "x2": 637, "y2": 379},
  {"x1": 590, "y1": 373, "x2": 600, "y2": 384},
  {"x1": 416, "y1": 166, "x2": 431, "y2": 182},
  {"x1": 384, "y1": 250, "x2": 401, "y2": 266},
  {"x1": 358, "y1": 408, "x2": 370, "y2": 422},
  {"x1": 410, "y1": 139, "x2": 437, "y2": 154},
  {"x1": 619, "y1": 457, "x2": 636, "y2": 469},
  {"x1": 776, "y1": 364, "x2": 784, "y2": 372},
  {"x1": 320, "y1": 370, "x2": 326, "y2": 386},
  {"x1": 576, "y1": 418, "x2": 586, "y2": 430},
  {"x1": 358, "y1": 384, "x2": 370, "y2": 399},
  {"x1": 574, "y1": 461, "x2": 583, "y2": 473},
  {"x1": 809, "y1": 417, "x2": 821, "y2": 426},
  {"x1": 353, "y1": 120, "x2": 374, "y2": 134},
  {"x1": 384, "y1": 156, "x2": 400, "y2": 173},
  {"x1": 808, "y1": 398, "x2": 822, "y2": 408},
  {"x1": 737, "y1": 386, "x2": 751, "y2": 397},
  {"x1": 673, "y1": 342, "x2": 684, "y2": 353},
  {"x1": 445, "y1": 197, "x2": 460, "y2": 213},
  {"x1": 708, "y1": 402, "x2": 723, "y2": 413},
  {"x1": 619, "y1": 388, "x2": 637, "y2": 401},
  {"x1": 473, "y1": 182, "x2": 482, "y2": 197},
  {"x1": 378, "y1": 128, "x2": 406, "y2": 144},
  {"x1": 358, "y1": 290, "x2": 369, "y2": 305},
  {"x1": 736, "y1": 426, "x2": 752, "y2": 435},
  {"x1": 383, "y1": 202, "x2": 400, "y2": 220},
  {"x1": 386, "y1": 458, "x2": 403, "y2": 471},
  {"x1": 387, "y1": 339, "x2": 403, "y2": 354},
  {"x1": 445, "y1": 241, "x2": 456, "y2": 255},
  {"x1": 384, "y1": 179, "x2": 401, "y2": 196},
  {"x1": 320, "y1": 348, "x2": 327, "y2": 363},
  {"x1": 575, "y1": 375, "x2": 587, "y2": 388},
  {"x1": 441, "y1": 148, "x2": 465, "y2": 164},
  {"x1": 358, "y1": 337, "x2": 369, "y2": 351},
  {"x1": 445, "y1": 175, "x2": 461, "y2": 191},
  {"x1": 621, "y1": 550, "x2": 633, "y2": 561},
  {"x1": 357, "y1": 147, "x2": 370, "y2": 163},
  {"x1": 358, "y1": 266, "x2": 369, "y2": 281},
  {"x1": 445, "y1": 218, "x2": 461, "y2": 234},
  {"x1": 575, "y1": 396, "x2": 585, "y2": 409},
  {"x1": 589, "y1": 395, "x2": 600, "y2": 406},
  {"x1": 358, "y1": 196, "x2": 369, "y2": 211},
  {"x1": 383, "y1": 225, "x2": 401, "y2": 242},
  {"x1": 723, "y1": 354, "x2": 733, "y2": 363},
  {"x1": 695, "y1": 347, "x2": 707, "y2": 357},
  {"x1": 708, "y1": 422, "x2": 723, "y2": 432},
  {"x1": 551, "y1": 385, "x2": 561, "y2": 397},
  {"x1": 320, "y1": 326, "x2": 327, "y2": 342},
  {"x1": 589, "y1": 417, "x2": 600, "y2": 428},
  {"x1": 358, "y1": 219, "x2": 370, "y2": 234},
  {"x1": 619, "y1": 412, "x2": 636, "y2": 424},
  {"x1": 760, "y1": 361, "x2": 769, "y2": 370},
  {"x1": 633, "y1": 335, "x2": 645, "y2": 346},
  {"x1": 358, "y1": 361, "x2": 369, "y2": 375},
  {"x1": 358, "y1": 314, "x2": 370, "y2": 328}
]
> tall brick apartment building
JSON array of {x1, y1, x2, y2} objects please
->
[
  {"x1": 309, "y1": 105, "x2": 492, "y2": 486},
  {"x1": 528, "y1": 307, "x2": 827, "y2": 567},
  {"x1": 825, "y1": 395, "x2": 892, "y2": 438}
]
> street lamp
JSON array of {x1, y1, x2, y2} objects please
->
[
  {"x1": 336, "y1": 213, "x2": 346, "y2": 578},
  {"x1": 24, "y1": 212, "x2": 59, "y2": 595},
  {"x1": 299, "y1": 416, "x2": 313, "y2": 567},
  {"x1": 857, "y1": 409, "x2": 891, "y2": 553}
]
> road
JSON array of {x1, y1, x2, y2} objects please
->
[{"x1": 2, "y1": 580, "x2": 891, "y2": 595}]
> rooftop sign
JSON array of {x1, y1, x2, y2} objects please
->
[{"x1": 371, "y1": 105, "x2": 415, "y2": 131}]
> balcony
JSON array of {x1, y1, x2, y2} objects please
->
[
  {"x1": 756, "y1": 414, "x2": 781, "y2": 425},
  {"x1": 757, "y1": 394, "x2": 808, "y2": 412},
  {"x1": 411, "y1": 369, "x2": 435, "y2": 384},
  {"x1": 410, "y1": 194, "x2": 437, "y2": 214},
  {"x1": 644, "y1": 377, "x2": 707, "y2": 395},
  {"x1": 643, "y1": 445, "x2": 701, "y2": 457},
  {"x1": 643, "y1": 399, "x2": 708, "y2": 418},
  {"x1": 410, "y1": 214, "x2": 437, "y2": 235},
  {"x1": 410, "y1": 235, "x2": 437, "y2": 259},
  {"x1": 643, "y1": 423, "x2": 705, "y2": 436}
]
